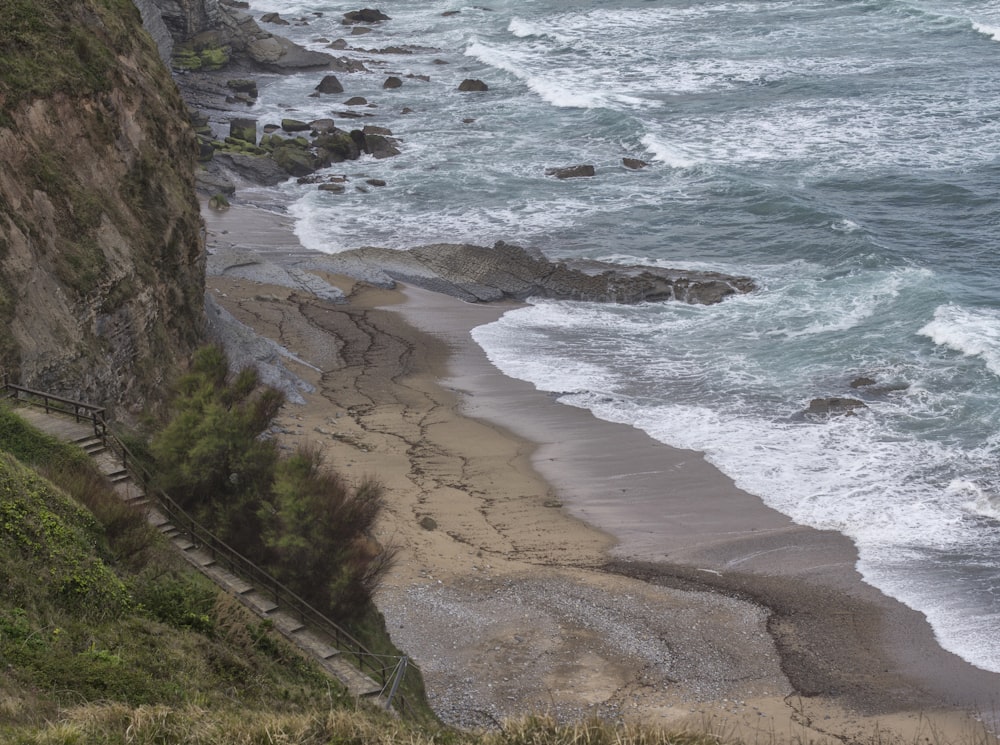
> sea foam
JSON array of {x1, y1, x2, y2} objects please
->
[{"x1": 918, "y1": 305, "x2": 1000, "y2": 377}]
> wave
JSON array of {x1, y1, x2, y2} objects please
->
[
  {"x1": 918, "y1": 304, "x2": 1000, "y2": 377},
  {"x1": 972, "y1": 21, "x2": 1000, "y2": 41},
  {"x1": 640, "y1": 134, "x2": 698, "y2": 169},
  {"x1": 464, "y1": 39, "x2": 608, "y2": 109}
]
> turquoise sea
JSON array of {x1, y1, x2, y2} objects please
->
[{"x1": 243, "y1": 0, "x2": 1000, "y2": 675}]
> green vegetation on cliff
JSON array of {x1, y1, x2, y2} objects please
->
[{"x1": 0, "y1": 406, "x2": 359, "y2": 734}]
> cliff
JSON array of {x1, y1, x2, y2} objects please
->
[{"x1": 0, "y1": 0, "x2": 206, "y2": 414}]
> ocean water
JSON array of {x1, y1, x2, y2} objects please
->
[{"x1": 243, "y1": 1, "x2": 1000, "y2": 674}]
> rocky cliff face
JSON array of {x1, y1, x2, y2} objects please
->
[{"x1": 0, "y1": 0, "x2": 206, "y2": 415}]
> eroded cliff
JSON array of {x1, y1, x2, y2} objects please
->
[{"x1": 0, "y1": 0, "x2": 205, "y2": 413}]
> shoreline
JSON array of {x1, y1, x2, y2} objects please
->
[{"x1": 202, "y1": 200, "x2": 998, "y2": 741}]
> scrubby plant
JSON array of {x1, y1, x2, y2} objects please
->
[
  {"x1": 150, "y1": 346, "x2": 395, "y2": 621},
  {"x1": 262, "y1": 447, "x2": 395, "y2": 619}
]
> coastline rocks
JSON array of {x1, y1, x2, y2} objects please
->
[
  {"x1": 211, "y1": 152, "x2": 290, "y2": 185},
  {"x1": 229, "y1": 117, "x2": 257, "y2": 144},
  {"x1": 458, "y1": 79, "x2": 489, "y2": 92},
  {"x1": 260, "y1": 12, "x2": 289, "y2": 25},
  {"x1": 343, "y1": 9, "x2": 391, "y2": 24},
  {"x1": 363, "y1": 133, "x2": 401, "y2": 159},
  {"x1": 803, "y1": 397, "x2": 868, "y2": 418},
  {"x1": 623, "y1": 158, "x2": 650, "y2": 170},
  {"x1": 315, "y1": 74, "x2": 344, "y2": 93},
  {"x1": 383, "y1": 76, "x2": 403, "y2": 89},
  {"x1": 333, "y1": 241, "x2": 755, "y2": 305},
  {"x1": 546, "y1": 164, "x2": 595, "y2": 179},
  {"x1": 280, "y1": 118, "x2": 311, "y2": 132}
]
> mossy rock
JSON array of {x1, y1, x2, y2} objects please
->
[
  {"x1": 198, "y1": 46, "x2": 230, "y2": 71},
  {"x1": 271, "y1": 146, "x2": 318, "y2": 177},
  {"x1": 281, "y1": 118, "x2": 311, "y2": 133},
  {"x1": 172, "y1": 49, "x2": 203, "y2": 71},
  {"x1": 259, "y1": 134, "x2": 285, "y2": 151},
  {"x1": 229, "y1": 118, "x2": 257, "y2": 145},
  {"x1": 314, "y1": 131, "x2": 361, "y2": 163}
]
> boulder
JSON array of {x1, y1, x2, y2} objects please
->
[
  {"x1": 314, "y1": 130, "x2": 362, "y2": 162},
  {"x1": 271, "y1": 145, "x2": 318, "y2": 177},
  {"x1": 213, "y1": 152, "x2": 290, "y2": 186},
  {"x1": 350, "y1": 26, "x2": 372, "y2": 35},
  {"x1": 328, "y1": 39, "x2": 349, "y2": 50},
  {"x1": 362, "y1": 124, "x2": 392, "y2": 136},
  {"x1": 804, "y1": 398, "x2": 868, "y2": 417},
  {"x1": 315, "y1": 74, "x2": 344, "y2": 94},
  {"x1": 229, "y1": 118, "x2": 257, "y2": 144},
  {"x1": 546, "y1": 164, "x2": 595, "y2": 179},
  {"x1": 309, "y1": 118, "x2": 337, "y2": 134},
  {"x1": 345, "y1": 96, "x2": 368, "y2": 106},
  {"x1": 458, "y1": 78, "x2": 488, "y2": 92},
  {"x1": 318, "y1": 183, "x2": 346, "y2": 193},
  {"x1": 281, "y1": 118, "x2": 311, "y2": 132},
  {"x1": 623, "y1": 158, "x2": 649, "y2": 170},
  {"x1": 366, "y1": 178, "x2": 387, "y2": 187},
  {"x1": 362, "y1": 133, "x2": 401, "y2": 159},
  {"x1": 383, "y1": 76, "x2": 403, "y2": 89},
  {"x1": 260, "y1": 12, "x2": 289, "y2": 25},
  {"x1": 850, "y1": 376, "x2": 877, "y2": 388},
  {"x1": 343, "y1": 8, "x2": 391, "y2": 24}
]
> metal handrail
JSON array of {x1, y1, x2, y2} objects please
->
[
  {"x1": 104, "y1": 432, "x2": 418, "y2": 717},
  {"x1": 1, "y1": 382, "x2": 107, "y2": 441},
  {"x1": 1, "y1": 377, "x2": 418, "y2": 717}
]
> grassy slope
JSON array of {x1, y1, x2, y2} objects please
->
[{"x1": 0, "y1": 408, "x2": 730, "y2": 744}]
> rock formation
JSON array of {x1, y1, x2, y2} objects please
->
[{"x1": 327, "y1": 242, "x2": 755, "y2": 305}]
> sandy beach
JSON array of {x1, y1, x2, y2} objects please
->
[{"x1": 200, "y1": 199, "x2": 999, "y2": 743}]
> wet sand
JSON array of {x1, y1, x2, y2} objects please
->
[{"x1": 202, "y1": 200, "x2": 998, "y2": 742}]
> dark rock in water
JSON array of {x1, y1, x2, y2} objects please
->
[
  {"x1": 334, "y1": 241, "x2": 755, "y2": 305},
  {"x1": 309, "y1": 118, "x2": 337, "y2": 134},
  {"x1": 246, "y1": 36, "x2": 337, "y2": 71},
  {"x1": 363, "y1": 133, "x2": 400, "y2": 159},
  {"x1": 314, "y1": 130, "x2": 362, "y2": 163},
  {"x1": 229, "y1": 118, "x2": 257, "y2": 144},
  {"x1": 363, "y1": 124, "x2": 393, "y2": 136},
  {"x1": 343, "y1": 9, "x2": 391, "y2": 24},
  {"x1": 623, "y1": 158, "x2": 650, "y2": 170},
  {"x1": 345, "y1": 96, "x2": 368, "y2": 106},
  {"x1": 458, "y1": 78, "x2": 489, "y2": 92},
  {"x1": 850, "y1": 376, "x2": 877, "y2": 388},
  {"x1": 315, "y1": 74, "x2": 344, "y2": 93},
  {"x1": 318, "y1": 183, "x2": 346, "y2": 193},
  {"x1": 350, "y1": 26, "x2": 372, "y2": 35},
  {"x1": 546, "y1": 164, "x2": 595, "y2": 179},
  {"x1": 262, "y1": 124, "x2": 280, "y2": 134},
  {"x1": 271, "y1": 146, "x2": 318, "y2": 177},
  {"x1": 804, "y1": 398, "x2": 868, "y2": 417},
  {"x1": 260, "y1": 12, "x2": 289, "y2": 25},
  {"x1": 366, "y1": 178, "x2": 387, "y2": 187},
  {"x1": 281, "y1": 118, "x2": 311, "y2": 132},
  {"x1": 328, "y1": 39, "x2": 349, "y2": 50},
  {"x1": 383, "y1": 76, "x2": 403, "y2": 89}
]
